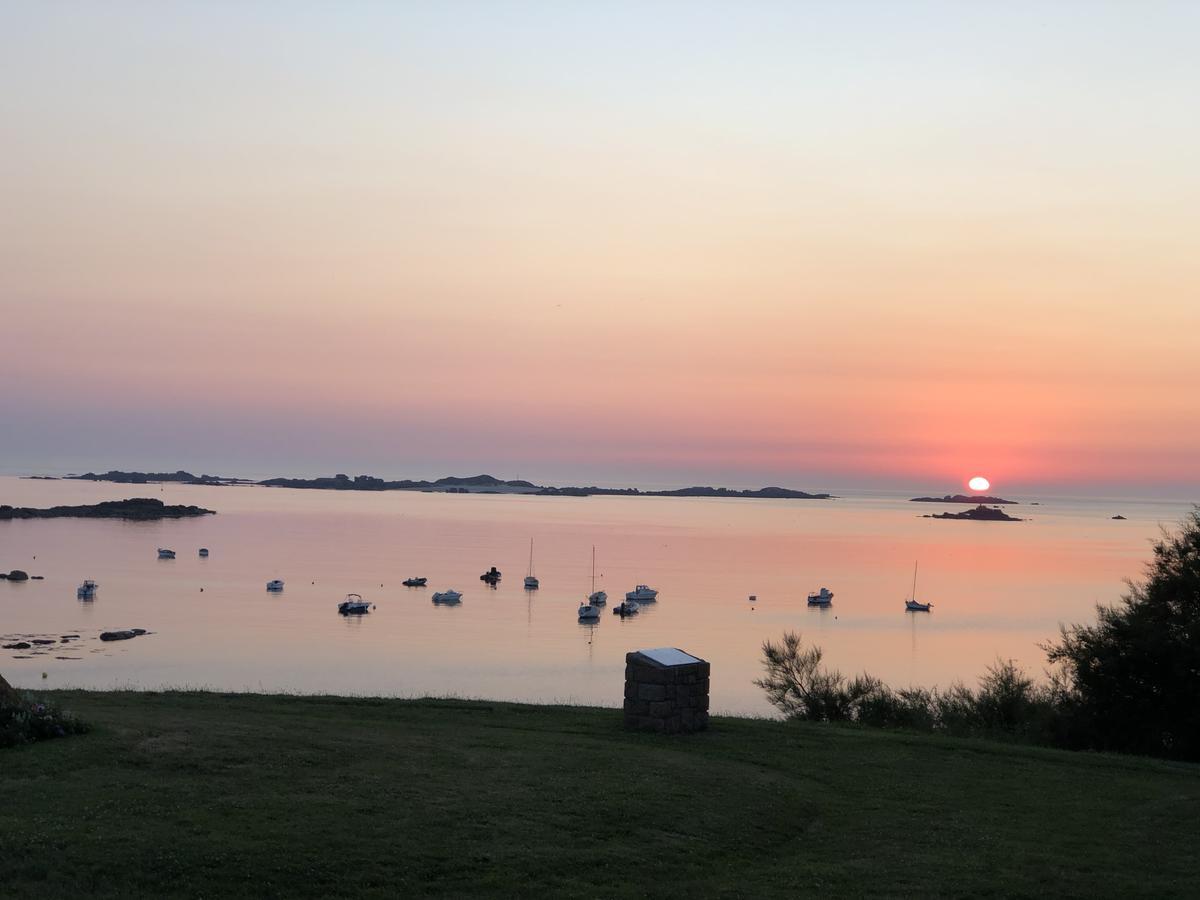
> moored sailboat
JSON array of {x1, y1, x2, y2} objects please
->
[{"x1": 905, "y1": 562, "x2": 932, "y2": 612}]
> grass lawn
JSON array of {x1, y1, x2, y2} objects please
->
[{"x1": 2, "y1": 691, "x2": 1198, "y2": 897}]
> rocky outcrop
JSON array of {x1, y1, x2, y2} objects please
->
[
  {"x1": 7, "y1": 570, "x2": 29, "y2": 581},
  {"x1": 99, "y1": 629, "x2": 147, "y2": 642},
  {"x1": 0, "y1": 499, "x2": 214, "y2": 520}
]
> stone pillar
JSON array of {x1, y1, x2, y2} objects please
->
[{"x1": 623, "y1": 647, "x2": 710, "y2": 734}]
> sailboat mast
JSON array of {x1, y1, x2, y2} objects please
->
[
  {"x1": 591, "y1": 545, "x2": 596, "y2": 594},
  {"x1": 911, "y1": 561, "x2": 919, "y2": 602},
  {"x1": 528, "y1": 538, "x2": 534, "y2": 578}
]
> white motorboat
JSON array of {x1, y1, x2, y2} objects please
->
[
  {"x1": 613, "y1": 599, "x2": 640, "y2": 616},
  {"x1": 77, "y1": 580, "x2": 98, "y2": 599},
  {"x1": 524, "y1": 538, "x2": 539, "y2": 589},
  {"x1": 807, "y1": 587, "x2": 834, "y2": 606},
  {"x1": 266, "y1": 579, "x2": 285, "y2": 592},
  {"x1": 587, "y1": 546, "x2": 606, "y2": 605},
  {"x1": 337, "y1": 593, "x2": 372, "y2": 614},
  {"x1": 625, "y1": 584, "x2": 657, "y2": 602},
  {"x1": 157, "y1": 548, "x2": 176, "y2": 559},
  {"x1": 905, "y1": 562, "x2": 933, "y2": 612},
  {"x1": 578, "y1": 602, "x2": 601, "y2": 620},
  {"x1": 432, "y1": 589, "x2": 463, "y2": 604}
]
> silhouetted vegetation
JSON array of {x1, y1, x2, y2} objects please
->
[
  {"x1": 756, "y1": 633, "x2": 1066, "y2": 744},
  {"x1": 1045, "y1": 508, "x2": 1200, "y2": 760},
  {"x1": 760, "y1": 509, "x2": 1200, "y2": 760},
  {"x1": 0, "y1": 674, "x2": 88, "y2": 748}
]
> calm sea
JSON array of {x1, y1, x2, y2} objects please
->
[{"x1": 1, "y1": 477, "x2": 1192, "y2": 715}]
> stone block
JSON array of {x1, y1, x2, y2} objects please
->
[
  {"x1": 649, "y1": 700, "x2": 673, "y2": 717},
  {"x1": 638, "y1": 683, "x2": 667, "y2": 702}
]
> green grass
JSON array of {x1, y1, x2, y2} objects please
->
[{"x1": 2, "y1": 691, "x2": 1198, "y2": 898}]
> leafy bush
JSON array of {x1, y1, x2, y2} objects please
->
[
  {"x1": 1045, "y1": 509, "x2": 1200, "y2": 760},
  {"x1": 0, "y1": 675, "x2": 88, "y2": 748},
  {"x1": 756, "y1": 633, "x2": 1065, "y2": 745}
]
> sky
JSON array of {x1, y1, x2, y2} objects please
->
[{"x1": 2, "y1": 2, "x2": 1198, "y2": 495}]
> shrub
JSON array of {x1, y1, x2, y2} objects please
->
[
  {"x1": 0, "y1": 674, "x2": 88, "y2": 748},
  {"x1": 1045, "y1": 509, "x2": 1200, "y2": 760}
]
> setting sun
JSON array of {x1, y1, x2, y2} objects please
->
[{"x1": 968, "y1": 476, "x2": 991, "y2": 492}]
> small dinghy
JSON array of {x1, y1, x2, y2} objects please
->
[
  {"x1": 402, "y1": 577, "x2": 428, "y2": 587},
  {"x1": 77, "y1": 580, "x2": 98, "y2": 600},
  {"x1": 157, "y1": 548, "x2": 176, "y2": 559},
  {"x1": 432, "y1": 589, "x2": 463, "y2": 604},
  {"x1": 338, "y1": 593, "x2": 372, "y2": 615},
  {"x1": 198, "y1": 548, "x2": 209, "y2": 557},
  {"x1": 480, "y1": 567, "x2": 501, "y2": 584},
  {"x1": 613, "y1": 600, "x2": 640, "y2": 616},
  {"x1": 807, "y1": 587, "x2": 834, "y2": 607},
  {"x1": 578, "y1": 602, "x2": 601, "y2": 620},
  {"x1": 266, "y1": 579, "x2": 285, "y2": 592}
]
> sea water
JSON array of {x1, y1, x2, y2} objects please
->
[{"x1": 0, "y1": 477, "x2": 1191, "y2": 715}]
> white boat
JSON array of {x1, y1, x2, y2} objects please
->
[
  {"x1": 613, "y1": 599, "x2": 640, "y2": 616},
  {"x1": 157, "y1": 548, "x2": 176, "y2": 559},
  {"x1": 432, "y1": 589, "x2": 463, "y2": 604},
  {"x1": 625, "y1": 584, "x2": 657, "y2": 602},
  {"x1": 905, "y1": 562, "x2": 933, "y2": 612},
  {"x1": 77, "y1": 580, "x2": 98, "y2": 599},
  {"x1": 578, "y1": 602, "x2": 601, "y2": 620},
  {"x1": 198, "y1": 548, "x2": 209, "y2": 557},
  {"x1": 587, "y1": 546, "x2": 606, "y2": 605},
  {"x1": 524, "y1": 538, "x2": 539, "y2": 589},
  {"x1": 402, "y1": 577, "x2": 428, "y2": 587},
  {"x1": 266, "y1": 579, "x2": 285, "y2": 592},
  {"x1": 338, "y1": 593, "x2": 372, "y2": 614},
  {"x1": 807, "y1": 587, "x2": 834, "y2": 606}
]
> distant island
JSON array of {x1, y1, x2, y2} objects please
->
[
  {"x1": 0, "y1": 498, "x2": 216, "y2": 520},
  {"x1": 911, "y1": 494, "x2": 1016, "y2": 505},
  {"x1": 258, "y1": 473, "x2": 541, "y2": 493},
  {"x1": 62, "y1": 470, "x2": 833, "y2": 500},
  {"x1": 536, "y1": 485, "x2": 833, "y2": 499},
  {"x1": 69, "y1": 470, "x2": 251, "y2": 486},
  {"x1": 924, "y1": 504, "x2": 1022, "y2": 522}
]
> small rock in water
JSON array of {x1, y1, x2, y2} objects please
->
[
  {"x1": 31, "y1": 639, "x2": 56, "y2": 645},
  {"x1": 7, "y1": 570, "x2": 29, "y2": 581},
  {"x1": 3, "y1": 642, "x2": 32, "y2": 650},
  {"x1": 31, "y1": 575, "x2": 44, "y2": 580},
  {"x1": 100, "y1": 630, "x2": 138, "y2": 642}
]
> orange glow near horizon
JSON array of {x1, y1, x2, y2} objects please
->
[{"x1": 2, "y1": 6, "x2": 1199, "y2": 491}]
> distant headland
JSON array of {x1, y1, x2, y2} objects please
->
[
  {"x1": 0, "y1": 498, "x2": 216, "y2": 520},
  {"x1": 54, "y1": 470, "x2": 833, "y2": 500},
  {"x1": 924, "y1": 504, "x2": 1022, "y2": 522},
  {"x1": 911, "y1": 494, "x2": 1016, "y2": 505}
]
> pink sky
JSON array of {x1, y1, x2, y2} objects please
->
[{"x1": 3, "y1": 4, "x2": 1199, "y2": 494}]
